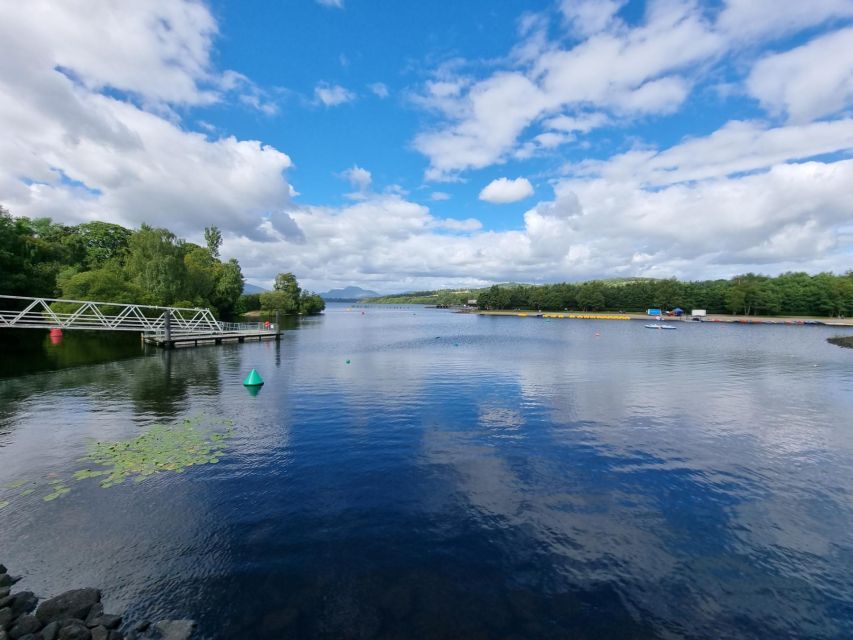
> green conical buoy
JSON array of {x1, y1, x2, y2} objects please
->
[{"x1": 243, "y1": 369, "x2": 264, "y2": 387}]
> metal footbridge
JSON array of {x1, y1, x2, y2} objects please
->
[{"x1": 0, "y1": 294, "x2": 279, "y2": 348}]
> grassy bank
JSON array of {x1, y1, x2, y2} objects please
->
[{"x1": 828, "y1": 336, "x2": 853, "y2": 348}]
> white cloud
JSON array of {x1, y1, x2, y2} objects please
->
[
  {"x1": 717, "y1": 0, "x2": 853, "y2": 42},
  {"x1": 369, "y1": 82, "x2": 390, "y2": 98},
  {"x1": 415, "y1": 1, "x2": 723, "y2": 178},
  {"x1": 574, "y1": 119, "x2": 853, "y2": 186},
  {"x1": 747, "y1": 27, "x2": 853, "y2": 122},
  {"x1": 314, "y1": 83, "x2": 355, "y2": 106},
  {"x1": 0, "y1": 0, "x2": 293, "y2": 241},
  {"x1": 339, "y1": 165, "x2": 372, "y2": 199},
  {"x1": 430, "y1": 191, "x2": 451, "y2": 201},
  {"x1": 479, "y1": 177, "x2": 535, "y2": 204},
  {"x1": 316, "y1": 0, "x2": 344, "y2": 8},
  {"x1": 560, "y1": 0, "x2": 625, "y2": 38},
  {"x1": 225, "y1": 154, "x2": 852, "y2": 294}
]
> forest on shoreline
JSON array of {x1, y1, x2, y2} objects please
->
[
  {"x1": 0, "y1": 207, "x2": 323, "y2": 319},
  {"x1": 367, "y1": 273, "x2": 853, "y2": 317}
]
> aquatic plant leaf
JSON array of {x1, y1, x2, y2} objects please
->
[
  {"x1": 7, "y1": 479, "x2": 26, "y2": 489},
  {"x1": 0, "y1": 500, "x2": 9, "y2": 509}
]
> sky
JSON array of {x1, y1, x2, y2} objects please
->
[{"x1": 0, "y1": 0, "x2": 851, "y2": 293}]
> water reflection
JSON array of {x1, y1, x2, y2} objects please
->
[{"x1": 0, "y1": 307, "x2": 852, "y2": 638}]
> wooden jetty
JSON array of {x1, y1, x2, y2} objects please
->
[{"x1": 143, "y1": 330, "x2": 279, "y2": 349}]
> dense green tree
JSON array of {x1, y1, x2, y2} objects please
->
[
  {"x1": 124, "y1": 224, "x2": 187, "y2": 305},
  {"x1": 74, "y1": 221, "x2": 132, "y2": 268}
]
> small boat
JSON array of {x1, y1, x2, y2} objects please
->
[{"x1": 645, "y1": 323, "x2": 677, "y2": 330}]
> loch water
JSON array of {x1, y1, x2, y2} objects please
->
[{"x1": 1, "y1": 304, "x2": 852, "y2": 639}]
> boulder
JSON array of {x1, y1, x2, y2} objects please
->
[
  {"x1": 9, "y1": 594, "x2": 37, "y2": 618},
  {"x1": 36, "y1": 590, "x2": 100, "y2": 625},
  {"x1": 0, "y1": 577, "x2": 12, "y2": 590},
  {"x1": 88, "y1": 616, "x2": 121, "y2": 631},
  {"x1": 84, "y1": 605, "x2": 103, "y2": 627},
  {"x1": 41, "y1": 621, "x2": 61, "y2": 640},
  {"x1": 0, "y1": 608, "x2": 12, "y2": 630},
  {"x1": 57, "y1": 621, "x2": 91, "y2": 640},
  {"x1": 8, "y1": 614, "x2": 41, "y2": 639},
  {"x1": 90, "y1": 627, "x2": 108, "y2": 640},
  {"x1": 150, "y1": 620, "x2": 196, "y2": 640}
]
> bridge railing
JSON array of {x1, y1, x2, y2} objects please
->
[
  {"x1": 218, "y1": 321, "x2": 277, "y2": 333},
  {"x1": 0, "y1": 295, "x2": 222, "y2": 335}
]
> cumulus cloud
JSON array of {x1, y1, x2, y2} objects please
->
[
  {"x1": 479, "y1": 177, "x2": 535, "y2": 204},
  {"x1": 747, "y1": 28, "x2": 853, "y2": 122},
  {"x1": 339, "y1": 165, "x2": 372, "y2": 199},
  {"x1": 414, "y1": 1, "x2": 723, "y2": 178},
  {"x1": 314, "y1": 83, "x2": 356, "y2": 106},
  {"x1": 560, "y1": 0, "x2": 625, "y2": 37},
  {"x1": 225, "y1": 152, "x2": 852, "y2": 293},
  {"x1": 717, "y1": 0, "x2": 853, "y2": 42},
  {"x1": 0, "y1": 0, "x2": 294, "y2": 240},
  {"x1": 369, "y1": 82, "x2": 390, "y2": 98}
]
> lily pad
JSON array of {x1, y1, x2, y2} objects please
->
[
  {"x1": 0, "y1": 500, "x2": 9, "y2": 509},
  {"x1": 80, "y1": 417, "x2": 234, "y2": 487}
]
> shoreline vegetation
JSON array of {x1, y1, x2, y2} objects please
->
[
  {"x1": 473, "y1": 309, "x2": 853, "y2": 326},
  {"x1": 363, "y1": 273, "x2": 853, "y2": 320},
  {"x1": 0, "y1": 207, "x2": 323, "y2": 320}
]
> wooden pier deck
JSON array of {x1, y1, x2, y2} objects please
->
[{"x1": 144, "y1": 331, "x2": 279, "y2": 349}]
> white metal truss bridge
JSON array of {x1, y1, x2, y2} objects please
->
[{"x1": 0, "y1": 294, "x2": 264, "y2": 336}]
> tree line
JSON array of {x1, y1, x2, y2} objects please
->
[
  {"x1": 239, "y1": 273, "x2": 325, "y2": 317},
  {"x1": 473, "y1": 273, "x2": 853, "y2": 317},
  {"x1": 0, "y1": 206, "x2": 323, "y2": 318}
]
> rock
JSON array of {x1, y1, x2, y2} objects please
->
[
  {"x1": 41, "y1": 621, "x2": 61, "y2": 640},
  {"x1": 150, "y1": 620, "x2": 196, "y2": 640},
  {"x1": 57, "y1": 621, "x2": 91, "y2": 640},
  {"x1": 36, "y1": 590, "x2": 100, "y2": 625},
  {"x1": 132, "y1": 623, "x2": 148, "y2": 633},
  {"x1": 9, "y1": 593, "x2": 37, "y2": 618},
  {"x1": 0, "y1": 578, "x2": 11, "y2": 590},
  {"x1": 107, "y1": 632, "x2": 123, "y2": 640},
  {"x1": 0, "y1": 588, "x2": 9, "y2": 600},
  {"x1": 0, "y1": 628, "x2": 7, "y2": 640},
  {"x1": 0, "y1": 566, "x2": 6, "y2": 575},
  {"x1": 87, "y1": 617, "x2": 120, "y2": 632},
  {"x1": 9, "y1": 614, "x2": 41, "y2": 638},
  {"x1": 0, "y1": 596, "x2": 11, "y2": 609},
  {"x1": 90, "y1": 627, "x2": 108, "y2": 640},
  {"x1": 0, "y1": 608, "x2": 12, "y2": 630},
  {"x1": 84, "y1": 605, "x2": 103, "y2": 627}
]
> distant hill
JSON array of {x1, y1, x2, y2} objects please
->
[
  {"x1": 243, "y1": 283, "x2": 267, "y2": 294},
  {"x1": 319, "y1": 286, "x2": 379, "y2": 301}
]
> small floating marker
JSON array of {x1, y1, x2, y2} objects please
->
[
  {"x1": 243, "y1": 369, "x2": 264, "y2": 387},
  {"x1": 453, "y1": 342, "x2": 459, "y2": 347},
  {"x1": 346, "y1": 359, "x2": 351, "y2": 364}
]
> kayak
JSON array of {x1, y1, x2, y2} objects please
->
[{"x1": 645, "y1": 324, "x2": 677, "y2": 330}]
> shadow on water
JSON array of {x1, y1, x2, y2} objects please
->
[{"x1": 0, "y1": 329, "x2": 144, "y2": 378}]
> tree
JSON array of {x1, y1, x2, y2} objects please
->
[
  {"x1": 73, "y1": 221, "x2": 132, "y2": 268},
  {"x1": 212, "y1": 258, "x2": 244, "y2": 318},
  {"x1": 299, "y1": 291, "x2": 326, "y2": 314},
  {"x1": 124, "y1": 224, "x2": 187, "y2": 305},
  {"x1": 204, "y1": 226, "x2": 222, "y2": 258}
]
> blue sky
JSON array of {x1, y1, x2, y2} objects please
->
[{"x1": 1, "y1": 0, "x2": 852, "y2": 292}]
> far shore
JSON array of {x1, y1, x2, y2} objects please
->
[{"x1": 471, "y1": 309, "x2": 853, "y2": 326}]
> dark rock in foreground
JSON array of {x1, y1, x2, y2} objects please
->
[
  {"x1": 36, "y1": 589, "x2": 101, "y2": 625},
  {"x1": 0, "y1": 565, "x2": 195, "y2": 640}
]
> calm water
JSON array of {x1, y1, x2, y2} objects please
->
[{"x1": 1, "y1": 305, "x2": 852, "y2": 639}]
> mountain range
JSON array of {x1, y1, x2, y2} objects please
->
[{"x1": 319, "y1": 286, "x2": 379, "y2": 301}]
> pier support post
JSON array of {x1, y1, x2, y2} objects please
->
[
  {"x1": 275, "y1": 310, "x2": 281, "y2": 341},
  {"x1": 164, "y1": 309, "x2": 172, "y2": 349}
]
